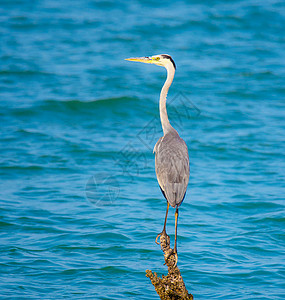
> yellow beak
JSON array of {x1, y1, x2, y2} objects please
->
[{"x1": 125, "y1": 56, "x2": 153, "y2": 64}]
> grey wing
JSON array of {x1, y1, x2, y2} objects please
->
[
  {"x1": 155, "y1": 135, "x2": 189, "y2": 207},
  {"x1": 153, "y1": 136, "x2": 163, "y2": 153}
]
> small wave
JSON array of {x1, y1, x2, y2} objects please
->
[
  {"x1": 39, "y1": 96, "x2": 137, "y2": 112},
  {"x1": 0, "y1": 69, "x2": 53, "y2": 77}
]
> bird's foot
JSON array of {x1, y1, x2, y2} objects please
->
[
  {"x1": 155, "y1": 230, "x2": 170, "y2": 248},
  {"x1": 155, "y1": 232, "x2": 162, "y2": 245},
  {"x1": 164, "y1": 248, "x2": 178, "y2": 267}
]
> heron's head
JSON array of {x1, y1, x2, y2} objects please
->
[{"x1": 125, "y1": 54, "x2": 176, "y2": 70}]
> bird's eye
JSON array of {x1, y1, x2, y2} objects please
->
[{"x1": 155, "y1": 57, "x2": 160, "y2": 60}]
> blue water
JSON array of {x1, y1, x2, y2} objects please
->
[{"x1": 1, "y1": 0, "x2": 285, "y2": 299}]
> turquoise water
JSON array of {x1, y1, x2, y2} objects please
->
[{"x1": 1, "y1": 0, "x2": 285, "y2": 299}]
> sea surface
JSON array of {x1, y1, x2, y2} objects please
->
[{"x1": 0, "y1": 0, "x2": 284, "y2": 299}]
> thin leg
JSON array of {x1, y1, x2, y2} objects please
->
[
  {"x1": 155, "y1": 202, "x2": 170, "y2": 244},
  {"x1": 163, "y1": 202, "x2": 170, "y2": 231},
  {"x1": 164, "y1": 206, "x2": 178, "y2": 267},
  {"x1": 174, "y1": 206, "x2": 179, "y2": 254}
]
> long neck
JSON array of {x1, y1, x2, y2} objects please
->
[{"x1": 160, "y1": 64, "x2": 175, "y2": 135}]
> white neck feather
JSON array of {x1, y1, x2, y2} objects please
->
[{"x1": 159, "y1": 63, "x2": 175, "y2": 135}]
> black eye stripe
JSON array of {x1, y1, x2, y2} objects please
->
[{"x1": 161, "y1": 54, "x2": 176, "y2": 69}]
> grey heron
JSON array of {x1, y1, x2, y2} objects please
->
[{"x1": 125, "y1": 54, "x2": 189, "y2": 264}]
